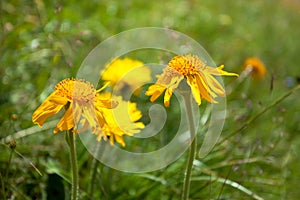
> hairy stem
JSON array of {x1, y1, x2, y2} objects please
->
[
  {"x1": 67, "y1": 131, "x2": 78, "y2": 200},
  {"x1": 182, "y1": 94, "x2": 197, "y2": 200}
]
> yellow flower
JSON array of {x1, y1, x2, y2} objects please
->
[
  {"x1": 243, "y1": 57, "x2": 267, "y2": 80},
  {"x1": 32, "y1": 78, "x2": 145, "y2": 146},
  {"x1": 32, "y1": 78, "x2": 114, "y2": 134},
  {"x1": 95, "y1": 92, "x2": 145, "y2": 147},
  {"x1": 145, "y1": 54, "x2": 238, "y2": 107},
  {"x1": 101, "y1": 58, "x2": 151, "y2": 93}
]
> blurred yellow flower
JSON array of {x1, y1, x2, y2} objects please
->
[
  {"x1": 32, "y1": 78, "x2": 114, "y2": 134},
  {"x1": 243, "y1": 57, "x2": 267, "y2": 80},
  {"x1": 32, "y1": 78, "x2": 144, "y2": 146},
  {"x1": 145, "y1": 54, "x2": 238, "y2": 107},
  {"x1": 95, "y1": 92, "x2": 145, "y2": 147},
  {"x1": 101, "y1": 58, "x2": 151, "y2": 93}
]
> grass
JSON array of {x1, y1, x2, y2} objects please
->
[{"x1": 1, "y1": 0, "x2": 300, "y2": 199}]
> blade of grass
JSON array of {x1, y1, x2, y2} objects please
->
[
  {"x1": 14, "y1": 149, "x2": 42, "y2": 176},
  {"x1": 217, "y1": 167, "x2": 232, "y2": 200},
  {"x1": 220, "y1": 84, "x2": 300, "y2": 144},
  {"x1": 135, "y1": 174, "x2": 167, "y2": 185},
  {"x1": 1, "y1": 120, "x2": 59, "y2": 142},
  {"x1": 209, "y1": 157, "x2": 266, "y2": 170},
  {"x1": 191, "y1": 176, "x2": 264, "y2": 200},
  {"x1": 0, "y1": 142, "x2": 42, "y2": 176}
]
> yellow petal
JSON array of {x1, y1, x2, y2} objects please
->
[
  {"x1": 82, "y1": 104, "x2": 99, "y2": 128},
  {"x1": 195, "y1": 74, "x2": 217, "y2": 103},
  {"x1": 206, "y1": 65, "x2": 239, "y2": 77},
  {"x1": 96, "y1": 81, "x2": 110, "y2": 93},
  {"x1": 128, "y1": 102, "x2": 143, "y2": 122},
  {"x1": 186, "y1": 75, "x2": 201, "y2": 105},
  {"x1": 95, "y1": 93, "x2": 118, "y2": 109},
  {"x1": 54, "y1": 106, "x2": 75, "y2": 133},
  {"x1": 72, "y1": 102, "x2": 83, "y2": 125},
  {"x1": 206, "y1": 74, "x2": 226, "y2": 96},
  {"x1": 145, "y1": 84, "x2": 166, "y2": 102},
  {"x1": 114, "y1": 134, "x2": 125, "y2": 147},
  {"x1": 32, "y1": 93, "x2": 65, "y2": 127},
  {"x1": 49, "y1": 93, "x2": 69, "y2": 105},
  {"x1": 164, "y1": 88, "x2": 173, "y2": 107},
  {"x1": 197, "y1": 73, "x2": 218, "y2": 98}
]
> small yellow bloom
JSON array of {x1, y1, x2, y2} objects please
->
[
  {"x1": 243, "y1": 57, "x2": 267, "y2": 80},
  {"x1": 101, "y1": 58, "x2": 151, "y2": 93},
  {"x1": 95, "y1": 92, "x2": 145, "y2": 147},
  {"x1": 32, "y1": 78, "x2": 113, "y2": 134},
  {"x1": 146, "y1": 54, "x2": 238, "y2": 107}
]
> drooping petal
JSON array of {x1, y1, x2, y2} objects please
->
[
  {"x1": 164, "y1": 88, "x2": 173, "y2": 107},
  {"x1": 81, "y1": 103, "x2": 100, "y2": 132},
  {"x1": 49, "y1": 93, "x2": 69, "y2": 105},
  {"x1": 145, "y1": 67, "x2": 184, "y2": 105},
  {"x1": 205, "y1": 74, "x2": 226, "y2": 96},
  {"x1": 114, "y1": 134, "x2": 125, "y2": 147},
  {"x1": 54, "y1": 106, "x2": 75, "y2": 133},
  {"x1": 186, "y1": 74, "x2": 202, "y2": 105},
  {"x1": 195, "y1": 74, "x2": 217, "y2": 103},
  {"x1": 145, "y1": 84, "x2": 166, "y2": 102},
  {"x1": 72, "y1": 102, "x2": 83, "y2": 126},
  {"x1": 32, "y1": 92, "x2": 66, "y2": 127}
]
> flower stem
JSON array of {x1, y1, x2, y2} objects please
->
[
  {"x1": 88, "y1": 147, "x2": 100, "y2": 200},
  {"x1": 2, "y1": 141, "x2": 16, "y2": 199},
  {"x1": 67, "y1": 130, "x2": 78, "y2": 200},
  {"x1": 4, "y1": 147, "x2": 13, "y2": 186},
  {"x1": 182, "y1": 93, "x2": 197, "y2": 200}
]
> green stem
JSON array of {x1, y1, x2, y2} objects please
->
[
  {"x1": 89, "y1": 154, "x2": 100, "y2": 199},
  {"x1": 182, "y1": 94, "x2": 197, "y2": 200},
  {"x1": 4, "y1": 148, "x2": 13, "y2": 184},
  {"x1": 2, "y1": 145, "x2": 14, "y2": 200},
  {"x1": 1, "y1": 171, "x2": 6, "y2": 200},
  {"x1": 67, "y1": 131, "x2": 78, "y2": 200}
]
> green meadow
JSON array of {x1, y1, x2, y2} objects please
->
[{"x1": 1, "y1": 0, "x2": 300, "y2": 199}]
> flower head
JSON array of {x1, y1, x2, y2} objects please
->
[
  {"x1": 32, "y1": 78, "x2": 105, "y2": 133},
  {"x1": 243, "y1": 57, "x2": 267, "y2": 80},
  {"x1": 146, "y1": 54, "x2": 238, "y2": 107},
  {"x1": 95, "y1": 92, "x2": 145, "y2": 147},
  {"x1": 101, "y1": 58, "x2": 151, "y2": 93},
  {"x1": 32, "y1": 78, "x2": 144, "y2": 146}
]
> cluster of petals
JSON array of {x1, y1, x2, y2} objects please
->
[
  {"x1": 146, "y1": 54, "x2": 238, "y2": 107},
  {"x1": 32, "y1": 78, "x2": 144, "y2": 146}
]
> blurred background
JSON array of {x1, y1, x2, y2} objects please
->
[{"x1": 1, "y1": 0, "x2": 300, "y2": 199}]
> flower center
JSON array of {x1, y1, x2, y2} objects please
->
[
  {"x1": 168, "y1": 54, "x2": 206, "y2": 76},
  {"x1": 55, "y1": 78, "x2": 96, "y2": 104}
]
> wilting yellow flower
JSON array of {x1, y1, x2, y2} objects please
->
[
  {"x1": 32, "y1": 78, "x2": 144, "y2": 146},
  {"x1": 145, "y1": 54, "x2": 238, "y2": 107},
  {"x1": 95, "y1": 92, "x2": 145, "y2": 146},
  {"x1": 32, "y1": 78, "x2": 114, "y2": 134},
  {"x1": 243, "y1": 57, "x2": 267, "y2": 80},
  {"x1": 101, "y1": 58, "x2": 151, "y2": 93}
]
